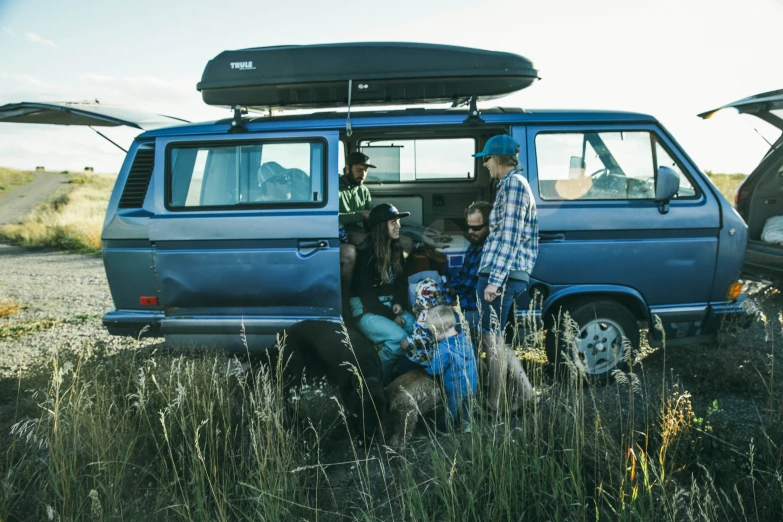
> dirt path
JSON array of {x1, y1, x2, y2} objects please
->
[{"x1": 0, "y1": 171, "x2": 67, "y2": 225}]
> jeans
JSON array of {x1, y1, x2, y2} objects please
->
[
  {"x1": 350, "y1": 297, "x2": 415, "y2": 382},
  {"x1": 477, "y1": 276, "x2": 528, "y2": 334}
]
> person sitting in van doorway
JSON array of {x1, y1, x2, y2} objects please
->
[
  {"x1": 349, "y1": 203, "x2": 416, "y2": 383},
  {"x1": 446, "y1": 201, "x2": 492, "y2": 311},
  {"x1": 473, "y1": 135, "x2": 539, "y2": 411},
  {"x1": 339, "y1": 152, "x2": 375, "y2": 306}
]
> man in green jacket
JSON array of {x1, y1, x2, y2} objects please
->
[{"x1": 339, "y1": 152, "x2": 375, "y2": 311}]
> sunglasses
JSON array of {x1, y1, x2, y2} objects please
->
[
  {"x1": 482, "y1": 155, "x2": 493, "y2": 164},
  {"x1": 467, "y1": 224, "x2": 487, "y2": 232},
  {"x1": 269, "y1": 175, "x2": 290, "y2": 185}
]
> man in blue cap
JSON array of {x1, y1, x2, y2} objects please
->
[{"x1": 472, "y1": 134, "x2": 539, "y2": 410}]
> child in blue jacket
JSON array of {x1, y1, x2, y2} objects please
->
[{"x1": 426, "y1": 304, "x2": 478, "y2": 432}]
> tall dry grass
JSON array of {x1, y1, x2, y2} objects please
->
[
  {"x1": 0, "y1": 173, "x2": 114, "y2": 254},
  {"x1": 705, "y1": 171, "x2": 748, "y2": 204},
  {"x1": 0, "y1": 167, "x2": 35, "y2": 196},
  {"x1": 1, "y1": 306, "x2": 781, "y2": 521}
]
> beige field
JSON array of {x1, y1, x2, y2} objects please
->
[
  {"x1": 0, "y1": 171, "x2": 114, "y2": 254},
  {"x1": 0, "y1": 167, "x2": 35, "y2": 197}
]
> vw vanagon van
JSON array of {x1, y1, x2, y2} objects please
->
[{"x1": 0, "y1": 42, "x2": 750, "y2": 379}]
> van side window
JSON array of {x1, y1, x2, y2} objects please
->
[
  {"x1": 357, "y1": 138, "x2": 475, "y2": 183},
  {"x1": 535, "y1": 131, "x2": 696, "y2": 201},
  {"x1": 168, "y1": 141, "x2": 325, "y2": 208}
]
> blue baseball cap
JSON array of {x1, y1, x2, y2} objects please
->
[{"x1": 473, "y1": 135, "x2": 520, "y2": 158}]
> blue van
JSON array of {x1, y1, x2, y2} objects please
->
[{"x1": 0, "y1": 42, "x2": 750, "y2": 379}]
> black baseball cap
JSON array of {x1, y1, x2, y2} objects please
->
[
  {"x1": 346, "y1": 151, "x2": 376, "y2": 168},
  {"x1": 368, "y1": 203, "x2": 410, "y2": 229}
]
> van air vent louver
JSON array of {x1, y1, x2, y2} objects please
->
[{"x1": 118, "y1": 147, "x2": 155, "y2": 209}]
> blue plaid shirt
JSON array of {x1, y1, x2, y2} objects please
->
[
  {"x1": 480, "y1": 169, "x2": 538, "y2": 287},
  {"x1": 448, "y1": 242, "x2": 483, "y2": 310}
]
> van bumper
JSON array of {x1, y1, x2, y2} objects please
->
[
  {"x1": 102, "y1": 309, "x2": 163, "y2": 338},
  {"x1": 703, "y1": 295, "x2": 754, "y2": 333}
]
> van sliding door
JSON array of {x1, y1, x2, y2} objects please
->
[{"x1": 148, "y1": 131, "x2": 340, "y2": 349}]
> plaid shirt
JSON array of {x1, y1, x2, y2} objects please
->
[
  {"x1": 448, "y1": 242, "x2": 483, "y2": 310},
  {"x1": 480, "y1": 169, "x2": 539, "y2": 287}
]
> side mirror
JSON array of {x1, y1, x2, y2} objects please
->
[{"x1": 655, "y1": 166, "x2": 680, "y2": 214}]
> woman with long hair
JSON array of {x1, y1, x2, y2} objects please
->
[{"x1": 349, "y1": 203, "x2": 416, "y2": 383}]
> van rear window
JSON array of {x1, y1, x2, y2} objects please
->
[
  {"x1": 357, "y1": 138, "x2": 475, "y2": 183},
  {"x1": 167, "y1": 141, "x2": 325, "y2": 208}
]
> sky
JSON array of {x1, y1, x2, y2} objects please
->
[{"x1": 0, "y1": 0, "x2": 782, "y2": 175}]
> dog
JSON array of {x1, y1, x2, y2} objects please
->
[
  {"x1": 385, "y1": 369, "x2": 442, "y2": 450},
  {"x1": 264, "y1": 319, "x2": 386, "y2": 441}
]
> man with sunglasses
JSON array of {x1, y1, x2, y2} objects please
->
[
  {"x1": 446, "y1": 201, "x2": 492, "y2": 310},
  {"x1": 473, "y1": 134, "x2": 538, "y2": 411}
]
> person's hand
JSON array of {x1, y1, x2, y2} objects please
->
[
  {"x1": 361, "y1": 210, "x2": 371, "y2": 221},
  {"x1": 400, "y1": 338, "x2": 410, "y2": 350},
  {"x1": 392, "y1": 303, "x2": 403, "y2": 315},
  {"x1": 393, "y1": 315, "x2": 406, "y2": 327},
  {"x1": 484, "y1": 284, "x2": 501, "y2": 302}
]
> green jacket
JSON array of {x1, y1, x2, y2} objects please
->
[{"x1": 339, "y1": 175, "x2": 372, "y2": 231}]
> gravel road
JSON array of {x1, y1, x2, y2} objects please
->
[
  {"x1": 0, "y1": 171, "x2": 67, "y2": 226},
  {"x1": 0, "y1": 243, "x2": 154, "y2": 376}
]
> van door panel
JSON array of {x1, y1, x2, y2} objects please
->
[
  {"x1": 148, "y1": 131, "x2": 340, "y2": 341},
  {"x1": 524, "y1": 124, "x2": 721, "y2": 323}
]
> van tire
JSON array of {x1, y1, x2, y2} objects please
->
[{"x1": 545, "y1": 299, "x2": 639, "y2": 384}]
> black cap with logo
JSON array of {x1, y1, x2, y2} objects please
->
[{"x1": 368, "y1": 203, "x2": 410, "y2": 229}]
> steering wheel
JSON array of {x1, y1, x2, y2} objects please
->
[{"x1": 589, "y1": 167, "x2": 611, "y2": 181}]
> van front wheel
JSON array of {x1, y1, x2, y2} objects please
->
[{"x1": 546, "y1": 300, "x2": 639, "y2": 382}]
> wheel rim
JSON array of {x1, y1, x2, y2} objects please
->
[{"x1": 572, "y1": 317, "x2": 626, "y2": 375}]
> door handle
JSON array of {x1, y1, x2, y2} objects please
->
[
  {"x1": 539, "y1": 232, "x2": 565, "y2": 242},
  {"x1": 298, "y1": 240, "x2": 328, "y2": 249}
]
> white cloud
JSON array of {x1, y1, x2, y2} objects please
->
[
  {"x1": 82, "y1": 74, "x2": 116, "y2": 83},
  {"x1": 24, "y1": 32, "x2": 56, "y2": 48},
  {"x1": 2, "y1": 27, "x2": 15, "y2": 36},
  {"x1": 0, "y1": 72, "x2": 54, "y2": 89}
]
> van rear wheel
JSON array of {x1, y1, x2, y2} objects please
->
[{"x1": 546, "y1": 300, "x2": 639, "y2": 383}]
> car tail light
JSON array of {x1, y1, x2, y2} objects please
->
[
  {"x1": 140, "y1": 296, "x2": 158, "y2": 306},
  {"x1": 726, "y1": 281, "x2": 742, "y2": 301}
]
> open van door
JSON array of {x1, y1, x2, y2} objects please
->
[{"x1": 700, "y1": 89, "x2": 783, "y2": 284}]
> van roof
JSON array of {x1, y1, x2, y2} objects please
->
[{"x1": 137, "y1": 107, "x2": 658, "y2": 138}]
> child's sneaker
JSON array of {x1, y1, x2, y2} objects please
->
[{"x1": 461, "y1": 420, "x2": 472, "y2": 434}]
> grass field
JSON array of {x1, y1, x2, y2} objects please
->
[
  {"x1": 0, "y1": 167, "x2": 35, "y2": 197},
  {"x1": 705, "y1": 171, "x2": 748, "y2": 203},
  {"x1": 0, "y1": 310, "x2": 781, "y2": 521},
  {"x1": 1, "y1": 167, "x2": 782, "y2": 520},
  {"x1": 0, "y1": 170, "x2": 114, "y2": 254}
]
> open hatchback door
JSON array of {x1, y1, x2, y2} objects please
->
[
  {"x1": 700, "y1": 89, "x2": 783, "y2": 284},
  {"x1": 0, "y1": 101, "x2": 190, "y2": 129}
]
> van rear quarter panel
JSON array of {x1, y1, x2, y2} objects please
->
[{"x1": 101, "y1": 141, "x2": 159, "y2": 313}]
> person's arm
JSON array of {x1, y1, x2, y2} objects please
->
[{"x1": 488, "y1": 176, "x2": 529, "y2": 287}]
